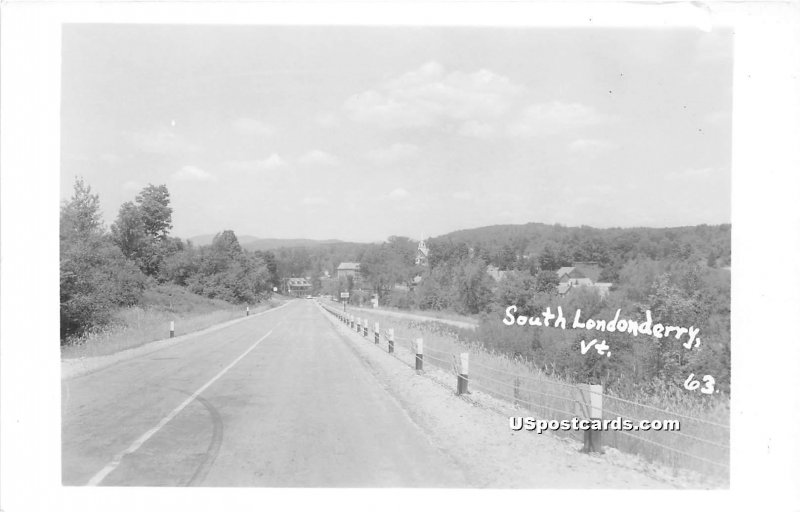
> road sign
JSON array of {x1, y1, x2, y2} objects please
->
[{"x1": 340, "y1": 292, "x2": 350, "y2": 298}]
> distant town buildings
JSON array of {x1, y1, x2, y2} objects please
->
[{"x1": 556, "y1": 263, "x2": 613, "y2": 297}]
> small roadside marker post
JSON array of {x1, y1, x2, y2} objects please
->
[
  {"x1": 169, "y1": 321, "x2": 175, "y2": 338},
  {"x1": 363, "y1": 320, "x2": 369, "y2": 338},
  {"x1": 357, "y1": 317, "x2": 361, "y2": 334},
  {"x1": 415, "y1": 338, "x2": 423, "y2": 371},
  {"x1": 457, "y1": 352, "x2": 469, "y2": 395},
  {"x1": 582, "y1": 384, "x2": 604, "y2": 454},
  {"x1": 374, "y1": 322, "x2": 380, "y2": 345},
  {"x1": 246, "y1": 306, "x2": 250, "y2": 316}
]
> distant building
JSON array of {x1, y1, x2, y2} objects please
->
[
  {"x1": 486, "y1": 264, "x2": 507, "y2": 281},
  {"x1": 556, "y1": 265, "x2": 612, "y2": 298},
  {"x1": 415, "y1": 239, "x2": 429, "y2": 266},
  {"x1": 337, "y1": 262, "x2": 361, "y2": 280},
  {"x1": 286, "y1": 277, "x2": 312, "y2": 296}
]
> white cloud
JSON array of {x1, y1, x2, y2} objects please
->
[
  {"x1": 569, "y1": 138, "x2": 616, "y2": 153},
  {"x1": 388, "y1": 188, "x2": 409, "y2": 200},
  {"x1": 122, "y1": 180, "x2": 142, "y2": 191},
  {"x1": 171, "y1": 165, "x2": 216, "y2": 182},
  {"x1": 129, "y1": 127, "x2": 199, "y2": 154},
  {"x1": 225, "y1": 153, "x2": 287, "y2": 172},
  {"x1": 344, "y1": 61, "x2": 524, "y2": 130},
  {"x1": 232, "y1": 118, "x2": 275, "y2": 138},
  {"x1": 457, "y1": 120, "x2": 496, "y2": 138},
  {"x1": 315, "y1": 112, "x2": 340, "y2": 128},
  {"x1": 665, "y1": 167, "x2": 717, "y2": 181},
  {"x1": 298, "y1": 149, "x2": 339, "y2": 166},
  {"x1": 365, "y1": 143, "x2": 419, "y2": 164},
  {"x1": 301, "y1": 196, "x2": 328, "y2": 206},
  {"x1": 508, "y1": 101, "x2": 607, "y2": 137}
]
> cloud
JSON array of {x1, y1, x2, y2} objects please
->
[
  {"x1": 569, "y1": 138, "x2": 616, "y2": 153},
  {"x1": 301, "y1": 196, "x2": 328, "y2": 206},
  {"x1": 665, "y1": 167, "x2": 717, "y2": 181},
  {"x1": 315, "y1": 112, "x2": 340, "y2": 128},
  {"x1": 128, "y1": 127, "x2": 199, "y2": 155},
  {"x1": 171, "y1": 165, "x2": 216, "y2": 182},
  {"x1": 388, "y1": 188, "x2": 409, "y2": 200},
  {"x1": 452, "y1": 191, "x2": 473, "y2": 200},
  {"x1": 457, "y1": 120, "x2": 496, "y2": 138},
  {"x1": 122, "y1": 180, "x2": 142, "y2": 191},
  {"x1": 507, "y1": 101, "x2": 607, "y2": 137},
  {"x1": 365, "y1": 143, "x2": 419, "y2": 164},
  {"x1": 232, "y1": 118, "x2": 275, "y2": 138},
  {"x1": 225, "y1": 153, "x2": 287, "y2": 172},
  {"x1": 344, "y1": 61, "x2": 524, "y2": 130},
  {"x1": 298, "y1": 149, "x2": 339, "y2": 166}
]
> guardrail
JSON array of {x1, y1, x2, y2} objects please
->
[{"x1": 318, "y1": 301, "x2": 730, "y2": 480}]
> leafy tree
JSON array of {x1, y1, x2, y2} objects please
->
[
  {"x1": 110, "y1": 184, "x2": 176, "y2": 277},
  {"x1": 452, "y1": 260, "x2": 494, "y2": 314},
  {"x1": 136, "y1": 184, "x2": 173, "y2": 241},
  {"x1": 534, "y1": 270, "x2": 560, "y2": 294},
  {"x1": 60, "y1": 178, "x2": 146, "y2": 340}
]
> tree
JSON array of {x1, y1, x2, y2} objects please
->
[
  {"x1": 110, "y1": 201, "x2": 146, "y2": 262},
  {"x1": 453, "y1": 260, "x2": 494, "y2": 314},
  {"x1": 110, "y1": 184, "x2": 176, "y2": 277},
  {"x1": 60, "y1": 178, "x2": 146, "y2": 340},
  {"x1": 135, "y1": 184, "x2": 173, "y2": 241},
  {"x1": 534, "y1": 270, "x2": 560, "y2": 294},
  {"x1": 60, "y1": 177, "x2": 103, "y2": 237}
]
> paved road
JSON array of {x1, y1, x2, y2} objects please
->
[{"x1": 62, "y1": 299, "x2": 468, "y2": 487}]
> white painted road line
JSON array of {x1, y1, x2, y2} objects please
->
[{"x1": 86, "y1": 330, "x2": 274, "y2": 486}]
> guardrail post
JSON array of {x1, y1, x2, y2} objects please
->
[
  {"x1": 246, "y1": 306, "x2": 250, "y2": 316},
  {"x1": 415, "y1": 337, "x2": 423, "y2": 371},
  {"x1": 169, "y1": 320, "x2": 175, "y2": 338},
  {"x1": 374, "y1": 322, "x2": 380, "y2": 345},
  {"x1": 581, "y1": 384, "x2": 604, "y2": 454},
  {"x1": 357, "y1": 317, "x2": 361, "y2": 334},
  {"x1": 457, "y1": 352, "x2": 469, "y2": 395},
  {"x1": 363, "y1": 320, "x2": 369, "y2": 338}
]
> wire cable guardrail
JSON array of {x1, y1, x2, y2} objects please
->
[{"x1": 318, "y1": 301, "x2": 729, "y2": 475}]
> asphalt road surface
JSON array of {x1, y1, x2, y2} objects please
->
[{"x1": 62, "y1": 299, "x2": 470, "y2": 487}]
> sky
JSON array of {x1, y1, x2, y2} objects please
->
[{"x1": 61, "y1": 25, "x2": 732, "y2": 242}]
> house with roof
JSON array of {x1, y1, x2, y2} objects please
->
[
  {"x1": 336, "y1": 262, "x2": 361, "y2": 280},
  {"x1": 556, "y1": 264, "x2": 613, "y2": 298},
  {"x1": 286, "y1": 277, "x2": 312, "y2": 296}
]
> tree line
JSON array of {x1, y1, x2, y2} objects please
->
[{"x1": 60, "y1": 178, "x2": 279, "y2": 342}]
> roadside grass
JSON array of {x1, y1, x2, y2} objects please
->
[
  {"x1": 61, "y1": 285, "x2": 283, "y2": 359},
  {"x1": 352, "y1": 303, "x2": 478, "y2": 325},
  {"x1": 324, "y1": 303, "x2": 729, "y2": 484}
]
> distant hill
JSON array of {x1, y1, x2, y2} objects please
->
[
  {"x1": 187, "y1": 234, "x2": 347, "y2": 251},
  {"x1": 242, "y1": 238, "x2": 347, "y2": 251},
  {"x1": 187, "y1": 234, "x2": 261, "y2": 246}
]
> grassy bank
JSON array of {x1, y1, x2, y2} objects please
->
[
  {"x1": 61, "y1": 285, "x2": 285, "y2": 359},
  {"x1": 322, "y1": 303, "x2": 729, "y2": 483}
]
